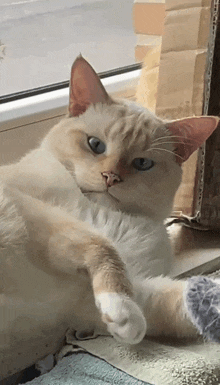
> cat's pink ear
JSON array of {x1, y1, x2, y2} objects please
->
[
  {"x1": 69, "y1": 55, "x2": 111, "y2": 117},
  {"x1": 166, "y1": 116, "x2": 219, "y2": 164}
]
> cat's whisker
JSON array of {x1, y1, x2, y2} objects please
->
[
  {"x1": 151, "y1": 136, "x2": 180, "y2": 144},
  {"x1": 151, "y1": 135, "x2": 196, "y2": 145},
  {"x1": 150, "y1": 140, "x2": 185, "y2": 150},
  {"x1": 151, "y1": 140, "x2": 182, "y2": 148},
  {"x1": 152, "y1": 134, "x2": 198, "y2": 142},
  {"x1": 150, "y1": 147, "x2": 185, "y2": 161}
]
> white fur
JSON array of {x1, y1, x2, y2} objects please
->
[
  {"x1": 0, "y1": 103, "x2": 192, "y2": 379},
  {"x1": 95, "y1": 293, "x2": 147, "y2": 344}
]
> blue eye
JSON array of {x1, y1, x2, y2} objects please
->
[
  {"x1": 132, "y1": 158, "x2": 154, "y2": 171},
  {"x1": 88, "y1": 137, "x2": 106, "y2": 154}
]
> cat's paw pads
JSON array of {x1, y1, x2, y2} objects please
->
[{"x1": 95, "y1": 293, "x2": 146, "y2": 344}]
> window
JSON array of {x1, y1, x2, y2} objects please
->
[
  {"x1": 1, "y1": 0, "x2": 136, "y2": 97},
  {"x1": 0, "y1": 0, "x2": 142, "y2": 165}
]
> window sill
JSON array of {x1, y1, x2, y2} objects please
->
[{"x1": 169, "y1": 224, "x2": 220, "y2": 278}]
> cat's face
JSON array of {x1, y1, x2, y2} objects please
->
[
  {"x1": 43, "y1": 56, "x2": 219, "y2": 220},
  {"x1": 45, "y1": 101, "x2": 181, "y2": 220}
]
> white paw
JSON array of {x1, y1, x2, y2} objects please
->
[{"x1": 95, "y1": 292, "x2": 146, "y2": 344}]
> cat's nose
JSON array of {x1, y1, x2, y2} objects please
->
[{"x1": 101, "y1": 171, "x2": 121, "y2": 187}]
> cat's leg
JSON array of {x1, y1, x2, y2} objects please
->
[
  {"x1": 48, "y1": 221, "x2": 147, "y2": 345},
  {"x1": 9, "y1": 187, "x2": 146, "y2": 344},
  {"x1": 134, "y1": 276, "x2": 199, "y2": 339},
  {"x1": 48, "y1": 225, "x2": 147, "y2": 344}
]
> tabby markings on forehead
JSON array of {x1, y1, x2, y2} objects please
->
[
  {"x1": 108, "y1": 127, "x2": 150, "y2": 155},
  {"x1": 104, "y1": 118, "x2": 127, "y2": 138}
]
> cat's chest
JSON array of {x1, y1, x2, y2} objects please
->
[
  {"x1": 74, "y1": 204, "x2": 173, "y2": 278},
  {"x1": 113, "y1": 221, "x2": 172, "y2": 278}
]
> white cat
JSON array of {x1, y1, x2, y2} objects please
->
[{"x1": 0, "y1": 56, "x2": 219, "y2": 380}]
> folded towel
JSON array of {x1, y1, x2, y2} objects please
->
[
  {"x1": 22, "y1": 331, "x2": 220, "y2": 385},
  {"x1": 23, "y1": 351, "x2": 151, "y2": 385},
  {"x1": 19, "y1": 269, "x2": 220, "y2": 385},
  {"x1": 67, "y1": 334, "x2": 220, "y2": 385}
]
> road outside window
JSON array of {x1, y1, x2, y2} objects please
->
[{"x1": 0, "y1": 0, "x2": 136, "y2": 97}]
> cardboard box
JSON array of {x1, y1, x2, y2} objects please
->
[
  {"x1": 156, "y1": 0, "x2": 214, "y2": 119},
  {"x1": 195, "y1": 8, "x2": 220, "y2": 229},
  {"x1": 136, "y1": 0, "x2": 219, "y2": 219},
  {"x1": 133, "y1": 0, "x2": 165, "y2": 62}
]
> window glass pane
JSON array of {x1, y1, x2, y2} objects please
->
[{"x1": 0, "y1": 0, "x2": 136, "y2": 97}]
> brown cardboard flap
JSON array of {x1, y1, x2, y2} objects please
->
[
  {"x1": 162, "y1": 7, "x2": 210, "y2": 52},
  {"x1": 133, "y1": 3, "x2": 165, "y2": 35},
  {"x1": 156, "y1": 0, "x2": 212, "y2": 119},
  {"x1": 156, "y1": 50, "x2": 207, "y2": 119},
  {"x1": 166, "y1": 0, "x2": 211, "y2": 11}
]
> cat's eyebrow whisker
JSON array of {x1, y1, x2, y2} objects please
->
[
  {"x1": 151, "y1": 147, "x2": 184, "y2": 161},
  {"x1": 151, "y1": 135, "x2": 196, "y2": 145},
  {"x1": 150, "y1": 140, "x2": 189, "y2": 149},
  {"x1": 151, "y1": 140, "x2": 183, "y2": 148},
  {"x1": 153, "y1": 135, "x2": 199, "y2": 143},
  {"x1": 151, "y1": 135, "x2": 181, "y2": 144}
]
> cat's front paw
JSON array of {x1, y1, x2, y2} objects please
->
[{"x1": 95, "y1": 293, "x2": 146, "y2": 344}]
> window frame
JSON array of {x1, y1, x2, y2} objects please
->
[{"x1": 0, "y1": 66, "x2": 141, "y2": 131}]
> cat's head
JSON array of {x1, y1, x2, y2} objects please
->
[{"x1": 43, "y1": 56, "x2": 219, "y2": 221}]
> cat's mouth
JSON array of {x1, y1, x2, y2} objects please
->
[
  {"x1": 80, "y1": 188, "x2": 106, "y2": 194},
  {"x1": 80, "y1": 188, "x2": 120, "y2": 203}
]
